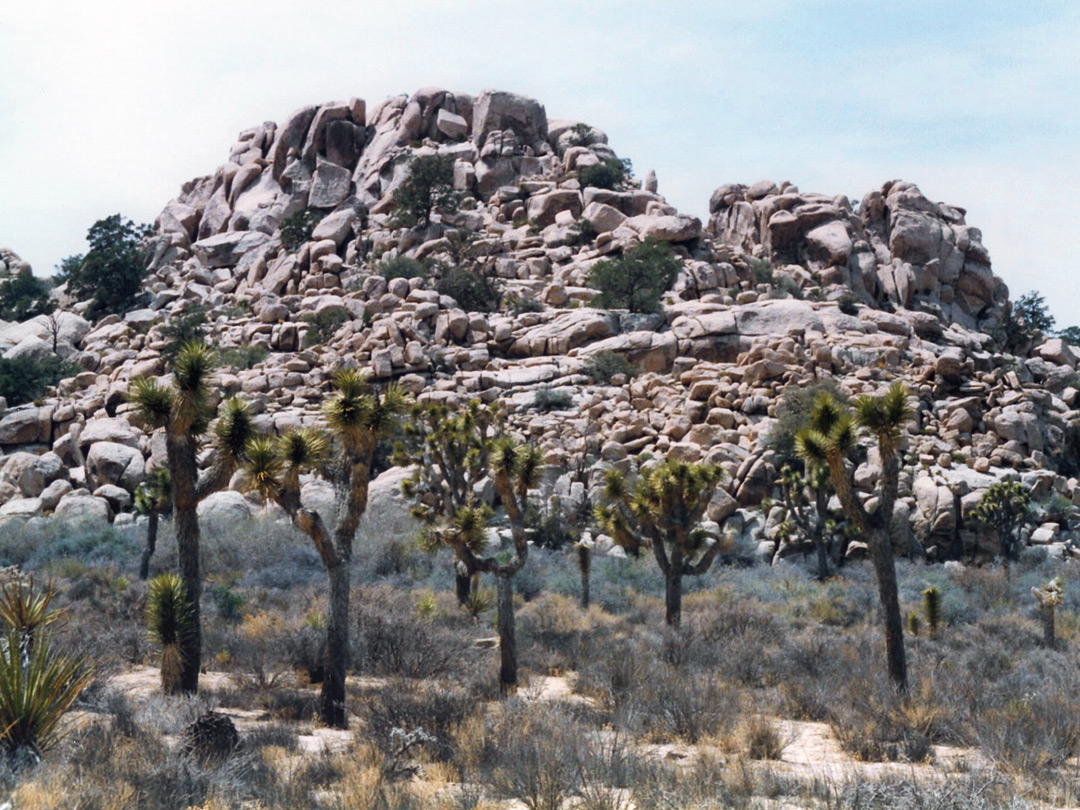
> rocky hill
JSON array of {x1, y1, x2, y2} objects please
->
[{"x1": 0, "y1": 87, "x2": 1075, "y2": 565}]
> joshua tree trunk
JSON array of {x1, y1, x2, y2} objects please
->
[
  {"x1": 813, "y1": 485, "x2": 831, "y2": 581},
  {"x1": 664, "y1": 569, "x2": 683, "y2": 627},
  {"x1": 496, "y1": 573, "x2": 517, "y2": 694},
  {"x1": 139, "y1": 509, "x2": 159, "y2": 581},
  {"x1": 323, "y1": 560, "x2": 350, "y2": 728},
  {"x1": 168, "y1": 436, "x2": 201, "y2": 695},
  {"x1": 868, "y1": 527, "x2": 907, "y2": 691},
  {"x1": 1043, "y1": 603, "x2": 1057, "y2": 649}
]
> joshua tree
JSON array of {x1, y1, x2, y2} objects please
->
[
  {"x1": 127, "y1": 341, "x2": 255, "y2": 694},
  {"x1": 795, "y1": 382, "x2": 912, "y2": 691},
  {"x1": 243, "y1": 369, "x2": 406, "y2": 728},
  {"x1": 596, "y1": 458, "x2": 726, "y2": 627},
  {"x1": 134, "y1": 467, "x2": 172, "y2": 580},
  {"x1": 774, "y1": 464, "x2": 835, "y2": 581},
  {"x1": 575, "y1": 543, "x2": 592, "y2": 610},
  {"x1": 971, "y1": 481, "x2": 1031, "y2": 564},
  {"x1": 394, "y1": 400, "x2": 500, "y2": 605},
  {"x1": 146, "y1": 573, "x2": 195, "y2": 694},
  {"x1": 921, "y1": 586, "x2": 941, "y2": 640}
]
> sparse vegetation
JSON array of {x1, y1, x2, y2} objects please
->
[
  {"x1": 393, "y1": 154, "x2": 460, "y2": 228},
  {"x1": 378, "y1": 255, "x2": 429, "y2": 281},
  {"x1": 279, "y1": 208, "x2": 319, "y2": 252},
  {"x1": 583, "y1": 350, "x2": 638, "y2": 384},
  {"x1": 578, "y1": 157, "x2": 634, "y2": 191},
  {"x1": 435, "y1": 265, "x2": 500, "y2": 312},
  {"x1": 587, "y1": 239, "x2": 681, "y2": 314},
  {"x1": 301, "y1": 309, "x2": 349, "y2": 346},
  {"x1": 0, "y1": 355, "x2": 78, "y2": 406}
]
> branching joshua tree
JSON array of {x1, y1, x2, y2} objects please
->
[
  {"x1": 971, "y1": 481, "x2": 1031, "y2": 564},
  {"x1": 596, "y1": 458, "x2": 726, "y2": 627},
  {"x1": 795, "y1": 381, "x2": 912, "y2": 692},
  {"x1": 127, "y1": 341, "x2": 255, "y2": 694},
  {"x1": 773, "y1": 464, "x2": 836, "y2": 581},
  {"x1": 243, "y1": 369, "x2": 406, "y2": 728},
  {"x1": 393, "y1": 401, "x2": 500, "y2": 605},
  {"x1": 134, "y1": 467, "x2": 172, "y2": 580}
]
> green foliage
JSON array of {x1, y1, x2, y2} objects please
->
[
  {"x1": 1057, "y1": 326, "x2": 1080, "y2": 346},
  {"x1": 587, "y1": 240, "x2": 681, "y2": 314},
  {"x1": 280, "y1": 209, "x2": 319, "y2": 252},
  {"x1": 63, "y1": 214, "x2": 153, "y2": 318},
  {"x1": 922, "y1": 586, "x2": 941, "y2": 639},
  {"x1": 379, "y1": 256, "x2": 429, "y2": 281},
  {"x1": 134, "y1": 467, "x2": 172, "y2": 516},
  {"x1": 0, "y1": 355, "x2": 78, "y2": 407},
  {"x1": 0, "y1": 578, "x2": 92, "y2": 766},
  {"x1": 565, "y1": 218, "x2": 598, "y2": 247},
  {"x1": 837, "y1": 292, "x2": 859, "y2": 316},
  {"x1": 159, "y1": 305, "x2": 208, "y2": 365},
  {"x1": 578, "y1": 157, "x2": 634, "y2": 191},
  {"x1": 1002, "y1": 291, "x2": 1055, "y2": 351},
  {"x1": 767, "y1": 381, "x2": 848, "y2": 471},
  {"x1": 531, "y1": 386, "x2": 573, "y2": 413},
  {"x1": 209, "y1": 584, "x2": 245, "y2": 620},
  {"x1": 435, "y1": 266, "x2": 500, "y2": 313},
  {"x1": 0, "y1": 270, "x2": 54, "y2": 322},
  {"x1": 393, "y1": 154, "x2": 460, "y2": 228},
  {"x1": 219, "y1": 344, "x2": 269, "y2": 370},
  {"x1": 970, "y1": 482, "x2": 1032, "y2": 562},
  {"x1": 751, "y1": 259, "x2": 775, "y2": 285},
  {"x1": 302, "y1": 309, "x2": 349, "y2": 347},
  {"x1": 506, "y1": 294, "x2": 544, "y2": 315},
  {"x1": 146, "y1": 572, "x2": 196, "y2": 694},
  {"x1": 583, "y1": 350, "x2": 637, "y2": 385}
]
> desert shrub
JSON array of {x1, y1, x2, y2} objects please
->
[
  {"x1": 353, "y1": 588, "x2": 470, "y2": 679},
  {"x1": 301, "y1": 309, "x2": 348, "y2": 347},
  {"x1": 743, "y1": 714, "x2": 790, "y2": 760},
  {"x1": 435, "y1": 266, "x2": 500, "y2": 312},
  {"x1": 578, "y1": 158, "x2": 633, "y2": 191},
  {"x1": 507, "y1": 294, "x2": 545, "y2": 315},
  {"x1": 837, "y1": 292, "x2": 859, "y2": 315},
  {"x1": 379, "y1": 256, "x2": 429, "y2": 281},
  {"x1": 360, "y1": 679, "x2": 474, "y2": 761},
  {"x1": 1002, "y1": 290, "x2": 1054, "y2": 351},
  {"x1": 584, "y1": 350, "x2": 637, "y2": 385},
  {"x1": 280, "y1": 209, "x2": 319, "y2": 252},
  {"x1": 566, "y1": 217, "x2": 598, "y2": 247},
  {"x1": 832, "y1": 775, "x2": 1032, "y2": 810},
  {"x1": 0, "y1": 355, "x2": 78, "y2": 407},
  {"x1": 393, "y1": 154, "x2": 460, "y2": 227},
  {"x1": 766, "y1": 379, "x2": 848, "y2": 470},
  {"x1": 159, "y1": 305, "x2": 208, "y2": 364},
  {"x1": 636, "y1": 664, "x2": 737, "y2": 743},
  {"x1": 751, "y1": 259, "x2": 775, "y2": 285},
  {"x1": 587, "y1": 240, "x2": 680, "y2": 314},
  {"x1": 531, "y1": 386, "x2": 573, "y2": 412},
  {"x1": 219, "y1": 344, "x2": 269, "y2": 369},
  {"x1": 973, "y1": 673, "x2": 1080, "y2": 771}
]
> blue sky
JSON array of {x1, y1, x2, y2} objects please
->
[{"x1": 2, "y1": 1, "x2": 1077, "y2": 324}]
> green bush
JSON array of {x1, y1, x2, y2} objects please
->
[
  {"x1": 532, "y1": 387, "x2": 574, "y2": 413},
  {"x1": 393, "y1": 154, "x2": 460, "y2": 228},
  {"x1": 583, "y1": 350, "x2": 637, "y2": 384},
  {"x1": 58, "y1": 214, "x2": 153, "y2": 318},
  {"x1": 837, "y1": 292, "x2": 859, "y2": 316},
  {"x1": 0, "y1": 270, "x2": 54, "y2": 322},
  {"x1": 159, "y1": 305, "x2": 208, "y2": 365},
  {"x1": 587, "y1": 240, "x2": 680, "y2": 314},
  {"x1": 435, "y1": 267, "x2": 500, "y2": 313},
  {"x1": 219, "y1": 344, "x2": 269, "y2": 370},
  {"x1": 507, "y1": 295, "x2": 544, "y2": 315},
  {"x1": 280, "y1": 209, "x2": 319, "y2": 252},
  {"x1": 578, "y1": 157, "x2": 633, "y2": 191},
  {"x1": 1002, "y1": 291, "x2": 1055, "y2": 351},
  {"x1": 302, "y1": 310, "x2": 349, "y2": 347},
  {"x1": 379, "y1": 256, "x2": 429, "y2": 281},
  {"x1": 0, "y1": 355, "x2": 78, "y2": 406}
]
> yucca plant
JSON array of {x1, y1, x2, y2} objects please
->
[
  {"x1": 0, "y1": 578, "x2": 92, "y2": 768},
  {"x1": 242, "y1": 369, "x2": 406, "y2": 728},
  {"x1": 128, "y1": 341, "x2": 256, "y2": 694},
  {"x1": 922, "y1": 586, "x2": 941, "y2": 640},
  {"x1": 146, "y1": 573, "x2": 196, "y2": 694},
  {"x1": 795, "y1": 381, "x2": 912, "y2": 691},
  {"x1": 596, "y1": 458, "x2": 726, "y2": 627},
  {"x1": 575, "y1": 542, "x2": 592, "y2": 610}
]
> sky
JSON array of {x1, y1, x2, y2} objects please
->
[{"x1": 2, "y1": 1, "x2": 1077, "y2": 324}]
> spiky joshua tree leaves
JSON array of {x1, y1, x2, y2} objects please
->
[
  {"x1": 127, "y1": 341, "x2": 256, "y2": 694},
  {"x1": 970, "y1": 481, "x2": 1031, "y2": 564},
  {"x1": 397, "y1": 400, "x2": 542, "y2": 693},
  {"x1": 393, "y1": 400, "x2": 501, "y2": 605},
  {"x1": 596, "y1": 458, "x2": 726, "y2": 627},
  {"x1": 146, "y1": 572, "x2": 196, "y2": 694},
  {"x1": 242, "y1": 369, "x2": 406, "y2": 728},
  {"x1": 134, "y1": 467, "x2": 172, "y2": 580},
  {"x1": 795, "y1": 381, "x2": 913, "y2": 692}
]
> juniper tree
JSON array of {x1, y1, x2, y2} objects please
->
[
  {"x1": 596, "y1": 458, "x2": 726, "y2": 627},
  {"x1": 393, "y1": 154, "x2": 460, "y2": 228},
  {"x1": 970, "y1": 481, "x2": 1031, "y2": 564},
  {"x1": 243, "y1": 370, "x2": 406, "y2": 728},
  {"x1": 795, "y1": 382, "x2": 912, "y2": 691},
  {"x1": 394, "y1": 400, "x2": 501, "y2": 605},
  {"x1": 127, "y1": 342, "x2": 255, "y2": 694}
]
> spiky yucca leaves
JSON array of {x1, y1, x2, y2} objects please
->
[
  {"x1": 135, "y1": 467, "x2": 172, "y2": 580},
  {"x1": 147, "y1": 573, "x2": 196, "y2": 694},
  {"x1": 971, "y1": 481, "x2": 1031, "y2": 563},
  {"x1": 790, "y1": 382, "x2": 913, "y2": 692},
  {"x1": 921, "y1": 586, "x2": 941, "y2": 640},
  {"x1": 0, "y1": 578, "x2": 63, "y2": 644},
  {"x1": 596, "y1": 458, "x2": 726, "y2": 627},
  {"x1": 0, "y1": 626, "x2": 92, "y2": 767},
  {"x1": 127, "y1": 376, "x2": 174, "y2": 428},
  {"x1": 774, "y1": 464, "x2": 836, "y2": 581}
]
